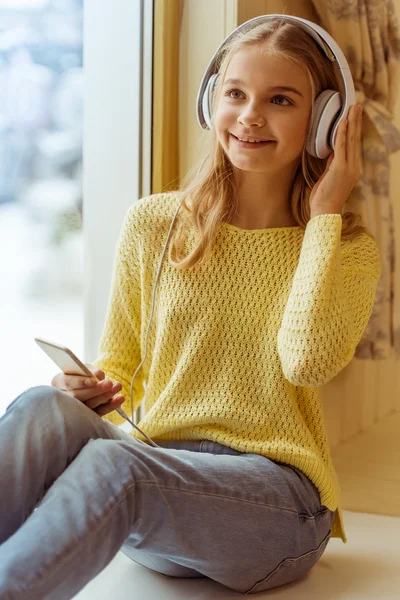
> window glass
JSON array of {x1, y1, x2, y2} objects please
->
[{"x1": 0, "y1": 0, "x2": 83, "y2": 415}]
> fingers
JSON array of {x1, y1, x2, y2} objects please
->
[
  {"x1": 93, "y1": 396, "x2": 125, "y2": 417},
  {"x1": 51, "y1": 364, "x2": 125, "y2": 415},
  {"x1": 72, "y1": 379, "x2": 122, "y2": 406},
  {"x1": 51, "y1": 371, "x2": 83, "y2": 391},
  {"x1": 354, "y1": 105, "x2": 363, "y2": 177},
  {"x1": 87, "y1": 365, "x2": 105, "y2": 381},
  {"x1": 336, "y1": 115, "x2": 347, "y2": 161},
  {"x1": 347, "y1": 105, "x2": 362, "y2": 175},
  {"x1": 61, "y1": 375, "x2": 97, "y2": 391},
  {"x1": 335, "y1": 105, "x2": 362, "y2": 175},
  {"x1": 65, "y1": 363, "x2": 105, "y2": 398},
  {"x1": 85, "y1": 388, "x2": 123, "y2": 411},
  {"x1": 55, "y1": 365, "x2": 104, "y2": 392}
]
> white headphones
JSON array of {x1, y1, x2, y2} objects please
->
[
  {"x1": 118, "y1": 15, "x2": 357, "y2": 447},
  {"x1": 197, "y1": 13, "x2": 356, "y2": 159}
]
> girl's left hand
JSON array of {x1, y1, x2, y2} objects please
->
[{"x1": 309, "y1": 104, "x2": 363, "y2": 216}]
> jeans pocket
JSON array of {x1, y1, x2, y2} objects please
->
[{"x1": 245, "y1": 527, "x2": 332, "y2": 595}]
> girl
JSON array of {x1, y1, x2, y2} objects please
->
[{"x1": 0, "y1": 17, "x2": 379, "y2": 598}]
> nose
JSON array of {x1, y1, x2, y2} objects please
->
[{"x1": 237, "y1": 103, "x2": 265, "y2": 128}]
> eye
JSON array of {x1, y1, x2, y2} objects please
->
[
  {"x1": 272, "y1": 95, "x2": 293, "y2": 106},
  {"x1": 225, "y1": 89, "x2": 245, "y2": 100},
  {"x1": 224, "y1": 89, "x2": 293, "y2": 106}
]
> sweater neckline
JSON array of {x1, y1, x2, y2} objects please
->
[{"x1": 218, "y1": 221, "x2": 302, "y2": 234}]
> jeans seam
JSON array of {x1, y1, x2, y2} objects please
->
[
  {"x1": 134, "y1": 480, "x2": 316, "y2": 517},
  {"x1": 11, "y1": 481, "x2": 137, "y2": 598},
  {"x1": 244, "y1": 527, "x2": 332, "y2": 594}
]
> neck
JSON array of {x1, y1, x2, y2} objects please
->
[{"x1": 233, "y1": 163, "x2": 299, "y2": 228}]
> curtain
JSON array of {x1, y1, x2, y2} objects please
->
[{"x1": 311, "y1": 0, "x2": 400, "y2": 360}]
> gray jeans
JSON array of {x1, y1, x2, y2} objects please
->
[{"x1": 0, "y1": 386, "x2": 335, "y2": 598}]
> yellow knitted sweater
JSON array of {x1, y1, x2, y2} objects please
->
[{"x1": 92, "y1": 192, "x2": 382, "y2": 544}]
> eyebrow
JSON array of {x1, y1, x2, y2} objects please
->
[{"x1": 223, "y1": 78, "x2": 304, "y2": 98}]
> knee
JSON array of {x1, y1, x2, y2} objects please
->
[
  {"x1": 6, "y1": 385, "x2": 52, "y2": 410},
  {"x1": 81, "y1": 438, "x2": 121, "y2": 472},
  {"x1": 6, "y1": 385, "x2": 78, "y2": 417},
  {"x1": 83, "y1": 438, "x2": 140, "y2": 479}
]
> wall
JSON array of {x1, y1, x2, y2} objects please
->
[{"x1": 179, "y1": 0, "x2": 237, "y2": 181}]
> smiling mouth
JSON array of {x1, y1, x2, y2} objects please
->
[{"x1": 229, "y1": 133, "x2": 274, "y2": 146}]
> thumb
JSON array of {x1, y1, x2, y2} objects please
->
[{"x1": 85, "y1": 363, "x2": 105, "y2": 380}]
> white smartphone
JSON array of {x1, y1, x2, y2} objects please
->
[{"x1": 34, "y1": 336, "x2": 100, "y2": 382}]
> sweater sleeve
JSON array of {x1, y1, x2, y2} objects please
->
[
  {"x1": 277, "y1": 213, "x2": 381, "y2": 387},
  {"x1": 92, "y1": 204, "x2": 145, "y2": 426}
]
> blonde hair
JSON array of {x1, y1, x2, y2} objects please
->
[{"x1": 168, "y1": 17, "x2": 373, "y2": 271}]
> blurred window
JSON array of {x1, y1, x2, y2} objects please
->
[{"x1": 0, "y1": 0, "x2": 83, "y2": 415}]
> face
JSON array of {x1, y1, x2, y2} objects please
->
[{"x1": 214, "y1": 46, "x2": 313, "y2": 175}]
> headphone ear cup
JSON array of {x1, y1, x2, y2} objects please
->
[
  {"x1": 306, "y1": 89, "x2": 342, "y2": 159},
  {"x1": 202, "y1": 74, "x2": 220, "y2": 129}
]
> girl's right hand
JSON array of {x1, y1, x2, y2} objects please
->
[{"x1": 50, "y1": 364, "x2": 125, "y2": 416}]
